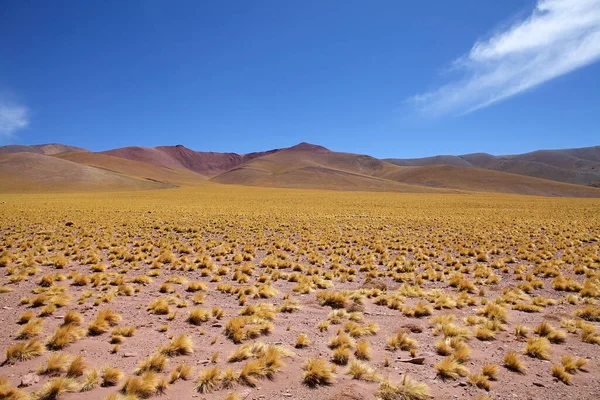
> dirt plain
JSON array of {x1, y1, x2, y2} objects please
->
[{"x1": 0, "y1": 187, "x2": 599, "y2": 400}]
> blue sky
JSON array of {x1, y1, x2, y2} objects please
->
[{"x1": 1, "y1": 0, "x2": 599, "y2": 158}]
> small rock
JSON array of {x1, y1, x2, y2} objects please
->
[
  {"x1": 65, "y1": 222, "x2": 74, "y2": 227},
  {"x1": 533, "y1": 382, "x2": 545, "y2": 387},
  {"x1": 398, "y1": 357, "x2": 425, "y2": 365},
  {"x1": 123, "y1": 352, "x2": 138, "y2": 358},
  {"x1": 211, "y1": 323, "x2": 222, "y2": 328},
  {"x1": 239, "y1": 389, "x2": 252, "y2": 399},
  {"x1": 20, "y1": 373, "x2": 39, "y2": 387},
  {"x1": 2, "y1": 306, "x2": 11, "y2": 310}
]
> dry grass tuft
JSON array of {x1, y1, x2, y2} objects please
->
[
  {"x1": 524, "y1": 337, "x2": 551, "y2": 360},
  {"x1": 35, "y1": 377, "x2": 79, "y2": 400},
  {"x1": 503, "y1": 351, "x2": 526, "y2": 373},
  {"x1": 377, "y1": 374, "x2": 430, "y2": 400},
  {"x1": 160, "y1": 334, "x2": 194, "y2": 356},
  {"x1": 551, "y1": 364, "x2": 571, "y2": 385},
  {"x1": 5, "y1": 339, "x2": 44, "y2": 363},
  {"x1": 196, "y1": 366, "x2": 221, "y2": 393},
  {"x1": 302, "y1": 357, "x2": 335, "y2": 387}
]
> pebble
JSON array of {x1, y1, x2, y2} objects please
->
[{"x1": 19, "y1": 373, "x2": 39, "y2": 387}]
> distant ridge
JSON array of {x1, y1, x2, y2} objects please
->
[
  {"x1": 0, "y1": 143, "x2": 88, "y2": 156},
  {"x1": 102, "y1": 145, "x2": 281, "y2": 176},
  {"x1": 386, "y1": 145, "x2": 600, "y2": 187},
  {"x1": 1, "y1": 141, "x2": 600, "y2": 197}
]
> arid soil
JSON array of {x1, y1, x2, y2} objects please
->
[{"x1": 0, "y1": 188, "x2": 599, "y2": 400}]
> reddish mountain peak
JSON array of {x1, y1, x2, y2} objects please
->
[{"x1": 287, "y1": 142, "x2": 330, "y2": 152}]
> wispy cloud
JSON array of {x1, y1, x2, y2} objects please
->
[
  {"x1": 0, "y1": 98, "x2": 29, "y2": 138},
  {"x1": 411, "y1": 0, "x2": 600, "y2": 116}
]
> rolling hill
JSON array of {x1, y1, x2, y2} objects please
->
[
  {"x1": 386, "y1": 145, "x2": 600, "y2": 187},
  {"x1": 102, "y1": 145, "x2": 280, "y2": 176},
  {"x1": 1, "y1": 142, "x2": 600, "y2": 197},
  {"x1": 0, "y1": 143, "x2": 88, "y2": 156},
  {"x1": 56, "y1": 151, "x2": 206, "y2": 186},
  {"x1": 0, "y1": 152, "x2": 171, "y2": 193}
]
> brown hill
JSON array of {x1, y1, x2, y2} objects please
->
[
  {"x1": 213, "y1": 143, "x2": 600, "y2": 197},
  {"x1": 378, "y1": 164, "x2": 600, "y2": 197},
  {"x1": 0, "y1": 152, "x2": 170, "y2": 193},
  {"x1": 212, "y1": 145, "x2": 451, "y2": 193},
  {"x1": 386, "y1": 145, "x2": 600, "y2": 187},
  {"x1": 0, "y1": 143, "x2": 88, "y2": 156},
  {"x1": 57, "y1": 151, "x2": 206, "y2": 186},
  {"x1": 102, "y1": 145, "x2": 280, "y2": 176}
]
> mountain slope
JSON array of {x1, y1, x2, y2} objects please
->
[
  {"x1": 212, "y1": 143, "x2": 448, "y2": 192},
  {"x1": 386, "y1": 145, "x2": 600, "y2": 187},
  {"x1": 102, "y1": 145, "x2": 280, "y2": 176},
  {"x1": 56, "y1": 151, "x2": 206, "y2": 186},
  {"x1": 379, "y1": 165, "x2": 600, "y2": 197},
  {"x1": 0, "y1": 152, "x2": 170, "y2": 193},
  {"x1": 0, "y1": 143, "x2": 88, "y2": 156}
]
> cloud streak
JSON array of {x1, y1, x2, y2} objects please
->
[
  {"x1": 0, "y1": 99, "x2": 29, "y2": 137},
  {"x1": 411, "y1": 0, "x2": 600, "y2": 116}
]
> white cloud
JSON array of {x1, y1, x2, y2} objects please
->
[
  {"x1": 411, "y1": 0, "x2": 600, "y2": 116},
  {"x1": 0, "y1": 99, "x2": 29, "y2": 137}
]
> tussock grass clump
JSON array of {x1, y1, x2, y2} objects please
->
[
  {"x1": 38, "y1": 352, "x2": 71, "y2": 375},
  {"x1": 16, "y1": 318, "x2": 43, "y2": 339},
  {"x1": 467, "y1": 374, "x2": 491, "y2": 391},
  {"x1": 561, "y1": 354, "x2": 588, "y2": 373},
  {"x1": 169, "y1": 363, "x2": 193, "y2": 383},
  {"x1": 112, "y1": 326, "x2": 136, "y2": 337},
  {"x1": 47, "y1": 323, "x2": 86, "y2": 350},
  {"x1": 346, "y1": 360, "x2": 380, "y2": 382},
  {"x1": 302, "y1": 357, "x2": 335, "y2": 387},
  {"x1": 5, "y1": 339, "x2": 44, "y2": 363},
  {"x1": 0, "y1": 377, "x2": 29, "y2": 400},
  {"x1": 354, "y1": 339, "x2": 371, "y2": 360},
  {"x1": 66, "y1": 355, "x2": 86, "y2": 378},
  {"x1": 278, "y1": 299, "x2": 301, "y2": 313},
  {"x1": 148, "y1": 298, "x2": 171, "y2": 315},
  {"x1": 135, "y1": 353, "x2": 168, "y2": 374},
  {"x1": 386, "y1": 331, "x2": 417, "y2": 351},
  {"x1": 475, "y1": 326, "x2": 496, "y2": 341},
  {"x1": 63, "y1": 310, "x2": 84, "y2": 325},
  {"x1": 186, "y1": 281, "x2": 207, "y2": 292},
  {"x1": 481, "y1": 364, "x2": 498, "y2": 380},
  {"x1": 503, "y1": 351, "x2": 526, "y2": 373},
  {"x1": 316, "y1": 291, "x2": 349, "y2": 309},
  {"x1": 220, "y1": 367, "x2": 239, "y2": 389},
  {"x1": 435, "y1": 356, "x2": 469, "y2": 380},
  {"x1": 87, "y1": 309, "x2": 121, "y2": 336},
  {"x1": 574, "y1": 305, "x2": 600, "y2": 321},
  {"x1": 238, "y1": 359, "x2": 263, "y2": 387},
  {"x1": 477, "y1": 303, "x2": 508, "y2": 323},
  {"x1": 377, "y1": 374, "x2": 430, "y2": 400},
  {"x1": 17, "y1": 311, "x2": 35, "y2": 324},
  {"x1": 160, "y1": 334, "x2": 194, "y2": 356},
  {"x1": 121, "y1": 371, "x2": 162, "y2": 398},
  {"x1": 196, "y1": 366, "x2": 221, "y2": 393},
  {"x1": 332, "y1": 347, "x2": 351, "y2": 365},
  {"x1": 81, "y1": 368, "x2": 100, "y2": 391},
  {"x1": 551, "y1": 364, "x2": 571, "y2": 385},
  {"x1": 101, "y1": 366, "x2": 123, "y2": 386},
  {"x1": 515, "y1": 324, "x2": 529, "y2": 340},
  {"x1": 295, "y1": 333, "x2": 310, "y2": 348},
  {"x1": 35, "y1": 377, "x2": 79, "y2": 400},
  {"x1": 188, "y1": 308, "x2": 211, "y2": 325},
  {"x1": 524, "y1": 337, "x2": 551, "y2": 360}
]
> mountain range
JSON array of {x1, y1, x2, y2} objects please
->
[{"x1": 1, "y1": 142, "x2": 599, "y2": 197}]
